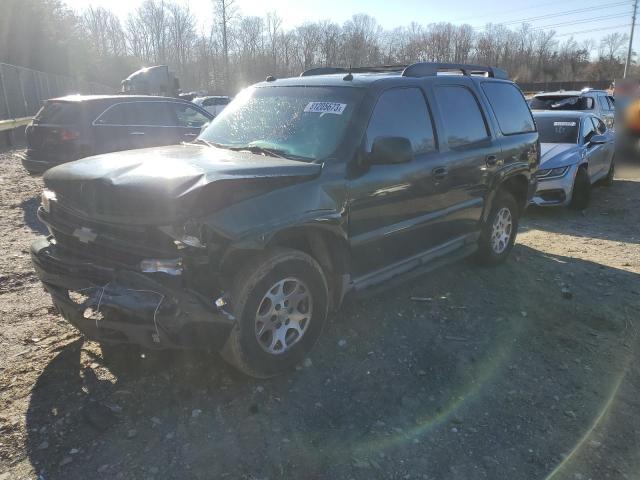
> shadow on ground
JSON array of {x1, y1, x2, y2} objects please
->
[
  {"x1": 20, "y1": 196, "x2": 48, "y2": 236},
  {"x1": 25, "y1": 244, "x2": 640, "y2": 480}
]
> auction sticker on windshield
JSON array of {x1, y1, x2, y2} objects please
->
[{"x1": 304, "y1": 102, "x2": 347, "y2": 114}]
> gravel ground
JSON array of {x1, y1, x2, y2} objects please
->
[{"x1": 0, "y1": 148, "x2": 639, "y2": 480}]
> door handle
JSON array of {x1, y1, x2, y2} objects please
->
[
  {"x1": 485, "y1": 155, "x2": 498, "y2": 166},
  {"x1": 129, "y1": 131, "x2": 145, "y2": 135},
  {"x1": 432, "y1": 166, "x2": 448, "y2": 181}
]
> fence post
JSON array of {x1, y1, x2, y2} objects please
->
[
  {"x1": 0, "y1": 64, "x2": 12, "y2": 119},
  {"x1": 18, "y1": 70, "x2": 28, "y2": 117}
]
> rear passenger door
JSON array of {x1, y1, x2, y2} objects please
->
[{"x1": 429, "y1": 81, "x2": 503, "y2": 235}]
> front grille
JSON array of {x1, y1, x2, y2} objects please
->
[{"x1": 39, "y1": 203, "x2": 178, "y2": 267}]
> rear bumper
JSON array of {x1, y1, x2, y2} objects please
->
[
  {"x1": 30, "y1": 236, "x2": 234, "y2": 350},
  {"x1": 20, "y1": 150, "x2": 76, "y2": 174}
]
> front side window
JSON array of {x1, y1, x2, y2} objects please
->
[
  {"x1": 436, "y1": 85, "x2": 489, "y2": 149},
  {"x1": 172, "y1": 103, "x2": 210, "y2": 128},
  {"x1": 481, "y1": 82, "x2": 535, "y2": 135},
  {"x1": 593, "y1": 117, "x2": 607, "y2": 134},
  {"x1": 365, "y1": 87, "x2": 436, "y2": 155},
  {"x1": 200, "y1": 86, "x2": 365, "y2": 161},
  {"x1": 581, "y1": 117, "x2": 597, "y2": 143}
]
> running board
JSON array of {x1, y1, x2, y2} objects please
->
[{"x1": 350, "y1": 234, "x2": 478, "y2": 293}]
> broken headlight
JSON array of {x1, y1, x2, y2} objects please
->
[
  {"x1": 41, "y1": 189, "x2": 57, "y2": 213},
  {"x1": 159, "y1": 219, "x2": 206, "y2": 249},
  {"x1": 139, "y1": 258, "x2": 183, "y2": 275}
]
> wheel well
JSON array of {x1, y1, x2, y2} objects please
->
[
  {"x1": 221, "y1": 227, "x2": 349, "y2": 311},
  {"x1": 499, "y1": 175, "x2": 528, "y2": 213}
]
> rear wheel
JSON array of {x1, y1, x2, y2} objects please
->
[
  {"x1": 569, "y1": 167, "x2": 591, "y2": 210},
  {"x1": 221, "y1": 248, "x2": 328, "y2": 378},
  {"x1": 476, "y1": 190, "x2": 519, "y2": 266}
]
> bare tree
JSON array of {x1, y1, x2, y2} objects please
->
[{"x1": 212, "y1": 0, "x2": 237, "y2": 87}]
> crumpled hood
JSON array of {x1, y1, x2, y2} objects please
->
[
  {"x1": 539, "y1": 143, "x2": 582, "y2": 169},
  {"x1": 44, "y1": 144, "x2": 322, "y2": 224}
]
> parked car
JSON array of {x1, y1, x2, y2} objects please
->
[
  {"x1": 531, "y1": 111, "x2": 615, "y2": 209},
  {"x1": 30, "y1": 62, "x2": 539, "y2": 377},
  {"x1": 22, "y1": 95, "x2": 213, "y2": 173},
  {"x1": 193, "y1": 95, "x2": 231, "y2": 117},
  {"x1": 529, "y1": 89, "x2": 615, "y2": 129}
]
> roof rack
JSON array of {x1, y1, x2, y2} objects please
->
[
  {"x1": 299, "y1": 62, "x2": 509, "y2": 80},
  {"x1": 300, "y1": 65, "x2": 406, "y2": 77},
  {"x1": 401, "y1": 62, "x2": 509, "y2": 79}
]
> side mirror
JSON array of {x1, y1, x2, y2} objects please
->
[
  {"x1": 369, "y1": 136, "x2": 413, "y2": 165},
  {"x1": 588, "y1": 134, "x2": 607, "y2": 145}
]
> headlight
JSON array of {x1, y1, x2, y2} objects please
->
[
  {"x1": 536, "y1": 166, "x2": 569, "y2": 179},
  {"x1": 140, "y1": 258, "x2": 183, "y2": 275},
  {"x1": 41, "y1": 189, "x2": 57, "y2": 213}
]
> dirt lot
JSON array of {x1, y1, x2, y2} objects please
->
[{"x1": 1, "y1": 149, "x2": 639, "y2": 480}]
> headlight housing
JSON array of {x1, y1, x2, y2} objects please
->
[
  {"x1": 536, "y1": 166, "x2": 569, "y2": 179},
  {"x1": 159, "y1": 219, "x2": 206, "y2": 249}
]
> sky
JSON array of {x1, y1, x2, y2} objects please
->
[{"x1": 63, "y1": 0, "x2": 638, "y2": 52}]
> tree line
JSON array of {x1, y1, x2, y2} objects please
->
[{"x1": 0, "y1": 0, "x2": 635, "y2": 94}]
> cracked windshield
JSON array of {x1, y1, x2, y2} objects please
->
[{"x1": 0, "y1": 0, "x2": 639, "y2": 479}]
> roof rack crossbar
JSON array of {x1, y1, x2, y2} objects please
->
[
  {"x1": 401, "y1": 62, "x2": 509, "y2": 80},
  {"x1": 300, "y1": 65, "x2": 407, "y2": 77}
]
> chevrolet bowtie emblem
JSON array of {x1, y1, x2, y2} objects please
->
[{"x1": 72, "y1": 227, "x2": 97, "y2": 243}]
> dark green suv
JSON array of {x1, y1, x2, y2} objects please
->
[{"x1": 31, "y1": 62, "x2": 539, "y2": 377}]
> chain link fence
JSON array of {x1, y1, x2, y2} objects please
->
[{"x1": 0, "y1": 62, "x2": 114, "y2": 123}]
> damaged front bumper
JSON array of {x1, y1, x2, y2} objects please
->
[{"x1": 30, "y1": 236, "x2": 234, "y2": 350}]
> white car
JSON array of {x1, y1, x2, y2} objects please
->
[{"x1": 193, "y1": 96, "x2": 231, "y2": 117}]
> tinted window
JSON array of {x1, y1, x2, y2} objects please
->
[
  {"x1": 133, "y1": 102, "x2": 174, "y2": 126},
  {"x1": 581, "y1": 117, "x2": 597, "y2": 143},
  {"x1": 172, "y1": 103, "x2": 210, "y2": 127},
  {"x1": 436, "y1": 85, "x2": 488, "y2": 148},
  {"x1": 96, "y1": 102, "x2": 173, "y2": 126},
  {"x1": 534, "y1": 116, "x2": 579, "y2": 143},
  {"x1": 482, "y1": 82, "x2": 535, "y2": 135},
  {"x1": 366, "y1": 88, "x2": 436, "y2": 155},
  {"x1": 35, "y1": 101, "x2": 80, "y2": 125}
]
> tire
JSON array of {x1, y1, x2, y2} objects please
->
[
  {"x1": 601, "y1": 156, "x2": 615, "y2": 187},
  {"x1": 476, "y1": 190, "x2": 519, "y2": 266},
  {"x1": 569, "y1": 166, "x2": 591, "y2": 210},
  {"x1": 221, "y1": 248, "x2": 329, "y2": 378}
]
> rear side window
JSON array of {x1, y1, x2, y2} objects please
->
[
  {"x1": 481, "y1": 82, "x2": 535, "y2": 135},
  {"x1": 366, "y1": 88, "x2": 436, "y2": 155},
  {"x1": 34, "y1": 101, "x2": 80, "y2": 125},
  {"x1": 435, "y1": 85, "x2": 489, "y2": 149}
]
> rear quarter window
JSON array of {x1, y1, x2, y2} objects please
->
[
  {"x1": 34, "y1": 101, "x2": 80, "y2": 125},
  {"x1": 481, "y1": 82, "x2": 535, "y2": 135}
]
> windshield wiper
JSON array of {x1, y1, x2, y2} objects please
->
[
  {"x1": 192, "y1": 138, "x2": 216, "y2": 148},
  {"x1": 227, "y1": 145, "x2": 309, "y2": 161}
]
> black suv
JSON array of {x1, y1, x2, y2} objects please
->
[
  {"x1": 22, "y1": 95, "x2": 212, "y2": 173},
  {"x1": 30, "y1": 63, "x2": 539, "y2": 377}
]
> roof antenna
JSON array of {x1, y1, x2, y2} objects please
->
[{"x1": 343, "y1": 65, "x2": 353, "y2": 81}]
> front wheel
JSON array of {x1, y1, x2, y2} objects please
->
[
  {"x1": 221, "y1": 248, "x2": 329, "y2": 378},
  {"x1": 476, "y1": 190, "x2": 519, "y2": 266},
  {"x1": 569, "y1": 167, "x2": 591, "y2": 210}
]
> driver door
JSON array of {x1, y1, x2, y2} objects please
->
[{"x1": 348, "y1": 87, "x2": 443, "y2": 278}]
